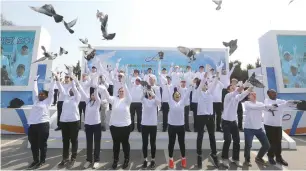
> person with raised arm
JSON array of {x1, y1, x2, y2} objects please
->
[
  {"x1": 130, "y1": 69, "x2": 142, "y2": 87},
  {"x1": 184, "y1": 65, "x2": 195, "y2": 87},
  {"x1": 129, "y1": 78, "x2": 144, "y2": 132},
  {"x1": 77, "y1": 76, "x2": 102, "y2": 169},
  {"x1": 263, "y1": 89, "x2": 299, "y2": 166},
  {"x1": 243, "y1": 91, "x2": 273, "y2": 167},
  {"x1": 27, "y1": 74, "x2": 56, "y2": 170},
  {"x1": 166, "y1": 84, "x2": 191, "y2": 169},
  {"x1": 158, "y1": 60, "x2": 168, "y2": 102},
  {"x1": 177, "y1": 77, "x2": 191, "y2": 132},
  {"x1": 110, "y1": 58, "x2": 125, "y2": 97},
  {"x1": 100, "y1": 74, "x2": 132, "y2": 169},
  {"x1": 220, "y1": 62, "x2": 238, "y2": 108},
  {"x1": 140, "y1": 85, "x2": 161, "y2": 169},
  {"x1": 196, "y1": 72, "x2": 221, "y2": 168},
  {"x1": 78, "y1": 73, "x2": 91, "y2": 130},
  {"x1": 56, "y1": 74, "x2": 81, "y2": 169},
  {"x1": 190, "y1": 77, "x2": 201, "y2": 132},
  {"x1": 195, "y1": 65, "x2": 205, "y2": 79},
  {"x1": 55, "y1": 74, "x2": 72, "y2": 131},
  {"x1": 143, "y1": 67, "x2": 157, "y2": 84},
  {"x1": 159, "y1": 66, "x2": 174, "y2": 132},
  {"x1": 221, "y1": 81, "x2": 253, "y2": 168},
  {"x1": 168, "y1": 62, "x2": 182, "y2": 88}
]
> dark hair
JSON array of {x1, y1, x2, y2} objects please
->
[
  {"x1": 40, "y1": 90, "x2": 49, "y2": 97},
  {"x1": 172, "y1": 87, "x2": 181, "y2": 99},
  {"x1": 134, "y1": 69, "x2": 139, "y2": 74},
  {"x1": 267, "y1": 89, "x2": 276, "y2": 94},
  {"x1": 88, "y1": 91, "x2": 101, "y2": 107},
  {"x1": 193, "y1": 78, "x2": 201, "y2": 89},
  {"x1": 162, "y1": 68, "x2": 166, "y2": 71},
  {"x1": 148, "y1": 68, "x2": 152, "y2": 70},
  {"x1": 22, "y1": 45, "x2": 28, "y2": 49},
  {"x1": 199, "y1": 66, "x2": 204, "y2": 69},
  {"x1": 17, "y1": 64, "x2": 25, "y2": 70},
  {"x1": 227, "y1": 85, "x2": 232, "y2": 90}
]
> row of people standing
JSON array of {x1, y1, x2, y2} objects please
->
[{"x1": 26, "y1": 59, "x2": 297, "y2": 170}]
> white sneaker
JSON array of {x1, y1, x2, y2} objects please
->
[
  {"x1": 222, "y1": 159, "x2": 229, "y2": 169},
  {"x1": 83, "y1": 161, "x2": 91, "y2": 169},
  {"x1": 231, "y1": 159, "x2": 242, "y2": 167},
  {"x1": 92, "y1": 162, "x2": 100, "y2": 169}
]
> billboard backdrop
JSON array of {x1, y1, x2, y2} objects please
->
[
  {"x1": 85, "y1": 49, "x2": 228, "y2": 80},
  {"x1": 1, "y1": 30, "x2": 36, "y2": 86},
  {"x1": 277, "y1": 35, "x2": 306, "y2": 88}
]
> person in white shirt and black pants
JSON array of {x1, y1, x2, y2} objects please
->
[
  {"x1": 130, "y1": 78, "x2": 143, "y2": 132},
  {"x1": 243, "y1": 92, "x2": 272, "y2": 166},
  {"x1": 160, "y1": 75, "x2": 173, "y2": 132},
  {"x1": 177, "y1": 79, "x2": 191, "y2": 132},
  {"x1": 78, "y1": 77, "x2": 102, "y2": 169},
  {"x1": 27, "y1": 75, "x2": 55, "y2": 170},
  {"x1": 221, "y1": 81, "x2": 252, "y2": 168},
  {"x1": 190, "y1": 77, "x2": 201, "y2": 132},
  {"x1": 140, "y1": 86, "x2": 161, "y2": 169},
  {"x1": 79, "y1": 73, "x2": 91, "y2": 129},
  {"x1": 100, "y1": 74, "x2": 132, "y2": 169},
  {"x1": 196, "y1": 73, "x2": 220, "y2": 168},
  {"x1": 263, "y1": 89, "x2": 298, "y2": 166},
  {"x1": 166, "y1": 86, "x2": 190, "y2": 169},
  {"x1": 56, "y1": 75, "x2": 81, "y2": 169}
]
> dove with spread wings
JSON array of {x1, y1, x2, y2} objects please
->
[
  {"x1": 246, "y1": 72, "x2": 265, "y2": 88},
  {"x1": 212, "y1": 0, "x2": 222, "y2": 10},
  {"x1": 92, "y1": 51, "x2": 117, "y2": 65},
  {"x1": 223, "y1": 39, "x2": 238, "y2": 56},
  {"x1": 63, "y1": 18, "x2": 78, "y2": 34},
  {"x1": 177, "y1": 46, "x2": 202, "y2": 63},
  {"x1": 97, "y1": 10, "x2": 116, "y2": 40},
  {"x1": 32, "y1": 46, "x2": 58, "y2": 64},
  {"x1": 29, "y1": 4, "x2": 63, "y2": 23}
]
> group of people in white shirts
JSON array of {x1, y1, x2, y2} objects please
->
[{"x1": 26, "y1": 58, "x2": 299, "y2": 170}]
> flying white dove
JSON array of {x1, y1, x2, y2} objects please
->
[
  {"x1": 212, "y1": 0, "x2": 222, "y2": 10},
  {"x1": 29, "y1": 4, "x2": 63, "y2": 23},
  {"x1": 63, "y1": 18, "x2": 77, "y2": 34},
  {"x1": 288, "y1": 0, "x2": 295, "y2": 5},
  {"x1": 59, "y1": 47, "x2": 68, "y2": 56},
  {"x1": 32, "y1": 46, "x2": 58, "y2": 63},
  {"x1": 79, "y1": 38, "x2": 88, "y2": 44},
  {"x1": 223, "y1": 39, "x2": 238, "y2": 56}
]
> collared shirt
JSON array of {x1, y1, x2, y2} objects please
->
[
  {"x1": 178, "y1": 86, "x2": 190, "y2": 106},
  {"x1": 263, "y1": 98, "x2": 293, "y2": 127},
  {"x1": 222, "y1": 90, "x2": 250, "y2": 121},
  {"x1": 144, "y1": 74, "x2": 157, "y2": 84},
  {"x1": 209, "y1": 81, "x2": 224, "y2": 102},
  {"x1": 195, "y1": 71, "x2": 205, "y2": 79},
  {"x1": 141, "y1": 98, "x2": 160, "y2": 126},
  {"x1": 130, "y1": 84, "x2": 143, "y2": 102},
  {"x1": 28, "y1": 81, "x2": 55, "y2": 125},
  {"x1": 170, "y1": 71, "x2": 182, "y2": 87},
  {"x1": 57, "y1": 81, "x2": 81, "y2": 122},
  {"x1": 184, "y1": 71, "x2": 195, "y2": 87},
  {"x1": 197, "y1": 90, "x2": 214, "y2": 115},
  {"x1": 244, "y1": 101, "x2": 266, "y2": 129},
  {"x1": 168, "y1": 87, "x2": 190, "y2": 125},
  {"x1": 58, "y1": 83, "x2": 72, "y2": 101},
  {"x1": 80, "y1": 80, "x2": 90, "y2": 101}
]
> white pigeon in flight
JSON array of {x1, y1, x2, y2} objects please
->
[{"x1": 212, "y1": 0, "x2": 222, "y2": 10}]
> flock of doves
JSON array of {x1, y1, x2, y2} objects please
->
[
  {"x1": 30, "y1": 0, "x2": 296, "y2": 66},
  {"x1": 30, "y1": 4, "x2": 115, "y2": 64}
]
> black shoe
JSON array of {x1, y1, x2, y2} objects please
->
[
  {"x1": 142, "y1": 160, "x2": 148, "y2": 169},
  {"x1": 255, "y1": 157, "x2": 268, "y2": 166},
  {"x1": 197, "y1": 156, "x2": 202, "y2": 168},
  {"x1": 27, "y1": 161, "x2": 39, "y2": 170},
  {"x1": 112, "y1": 160, "x2": 118, "y2": 169},
  {"x1": 58, "y1": 159, "x2": 69, "y2": 168},
  {"x1": 55, "y1": 127, "x2": 61, "y2": 131},
  {"x1": 209, "y1": 154, "x2": 219, "y2": 168},
  {"x1": 162, "y1": 128, "x2": 167, "y2": 132},
  {"x1": 216, "y1": 128, "x2": 223, "y2": 132},
  {"x1": 150, "y1": 160, "x2": 156, "y2": 169},
  {"x1": 276, "y1": 158, "x2": 288, "y2": 166},
  {"x1": 122, "y1": 158, "x2": 129, "y2": 169},
  {"x1": 67, "y1": 159, "x2": 76, "y2": 169},
  {"x1": 268, "y1": 157, "x2": 276, "y2": 165},
  {"x1": 239, "y1": 128, "x2": 244, "y2": 132},
  {"x1": 37, "y1": 161, "x2": 46, "y2": 168},
  {"x1": 101, "y1": 126, "x2": 106, "y2": 132},
  {"x1": 244, "y1": 160, "x2": 252, "y2": 167}
]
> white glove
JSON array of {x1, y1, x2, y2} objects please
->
[
  {"x1": 233, "y1": 62, "x2": 239, "y2": 67},
  {"x1": 34, "y1": 75, "x2": 40, "y2": 81}
]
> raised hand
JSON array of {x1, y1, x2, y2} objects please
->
[
  {"x1": 279, "y1": 45, "x2": 283, "y2": 54},
  {"x1": 233, "y1": 62, "x2": 238, "y2": 67},
  {"x1": 34, "y1": 75, "x2": 40, "y2": 81}
]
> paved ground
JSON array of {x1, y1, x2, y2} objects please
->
[{"x1": 1, "y1": 134, "x2": 306, "y2": 170}]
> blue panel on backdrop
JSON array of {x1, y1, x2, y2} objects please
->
[
  {"x1": 266, "y1": 67, "x2": 306, "y2": 100},
  {"x1": 0, "y1": 91, "x2": 33, "y2": 108},
  {"x1": 37, "y1": 64, "x2": 47, "y2": 91}
]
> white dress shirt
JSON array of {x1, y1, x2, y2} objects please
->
[
  {"x1": 195, "y1": 71, "x2": 205, "y2": 79},
  {"x1": 58, "y1": 83, "x2": 72, "y2": 101},
  {"x1": 178, "y1": 86, "x2": 190, "y2": 106},
  {"x1": 141, "y1": 98, "x2": 160, "y2": 126},
  {"x1": 168, "y1": 87, "x2": 190, "y2": 126},
  {"x1": 263, "y1": 98, "x2": 293, "y2": 127},
  {"x1": 130, "y1": 76, "x2": 141, "y2": 87},
  {"x1": 220, "y1": 66, "x2": 235, "y2": 87},
  {"x1": 170, "y1": 71, "x2": 182, "y2": 87},
  {"x1": 184, "y1": 71, "x2": 195, "y2": 87},
  {"x1": 196, "y1": 78, "x2": 218, "y2": 115},
  {"x1": 222, "y1": 90, "x2": 250, "y2": 121},
  {"x1": 209, "y1": 80, "x2": 224, "y2": 103},
  {"x1": 191, "y1": 86, "x2": 199, "y2": 103},
  {"x1": 102, "y1": 84, "x2": 132, "y2": 127},
  {"x1": 28, "y1": 81, "x2": 55, "y2": 125},
  {"x1": 80, "y1": 80, "x2": 90, "y2": 102},
  {"x1": 130, "y1": 84, "x2": 143, "y2": 103},
  {"x1": 57, "y1": 81, "x2": 81, "y2": 122},
  {"x1": 244, "y1": 101, "x2": 268, "y2": 129},
  {"x1": 144, "y1": 74, "x2": 157, "y2": 83},
  {"x1": 79, "y1": 84, "x2": 102, "y2": 125}
]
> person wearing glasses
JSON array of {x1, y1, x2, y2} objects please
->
[{"x1": 100, "y1": 74, "x2": 132, "y2": 169}]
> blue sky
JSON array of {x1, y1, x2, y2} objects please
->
[{"x1": 2, "y1": 0, "x2": 306, "y2": 71}]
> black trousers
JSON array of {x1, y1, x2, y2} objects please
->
[
  {"x1": 190, "y1": 102, "x2": 198, "y2": 130},
  {"x1": 221, "y1": 88, "x2": 228, "y2": 107},
  {"x1": 196, "y1": 115, "x2": 217, "y2": 156},
  {"x1": 78, "y1": 101, "x2": 86, "y2": 127},
  {"x1": 28, "y1": 122, "x2": 50, "y2": 162},
  {"x1": 130, "y1": 102, "x2": 142, "y2": 131},
  {"x1": 53, "y1": 89, "x2": 58, "y2": 105},
  {"x1": 221, "y1": 120, "x2": 240, "y2": 160},
  {"x1": 213, "y1": 102, "x2": 223, "y2": 130},
  {"x1": 161, "y1": 102, "x2": 169, "y2": 130},
  {"x1": 264, "y1": 125, "x2": 282, "y2": 159},
  {"x1": 168, "y1": 125, "x2": 185, "y2": 158},
  {"x1": 160, "y1": 87, "x2": 163, "y2": 100},
  {"x1": 61, "y1": 121, "x2": 80, "y2": 160},
  {"x1": 85, "y1": 124, "x2": 102, "y2": 162},
  {"x1": 141, "y1": 125, "x2": 157, "y2": 158},
  {"x1": 57, "y1": 101, "x2": 63, "y2": 127},
  {"x1": 184, "y1": 106, "x2": 190, "y2": 129},
  {"x1": 237, "y1": 102, "x2": 243, "y2": 129},
  {"x1": 110, "y1": 125, "x2": 131, "y2": 160},
  {"x1": 108, "y1": 85, "x2": 114, "y2": 110}
]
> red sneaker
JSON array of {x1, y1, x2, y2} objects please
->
[
  {"x1": 181, "y1": 158, "x2": 187, "y2": 168},
  {"x1": 169, "y1": 159, "x2": 174, "y2": 169}
]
